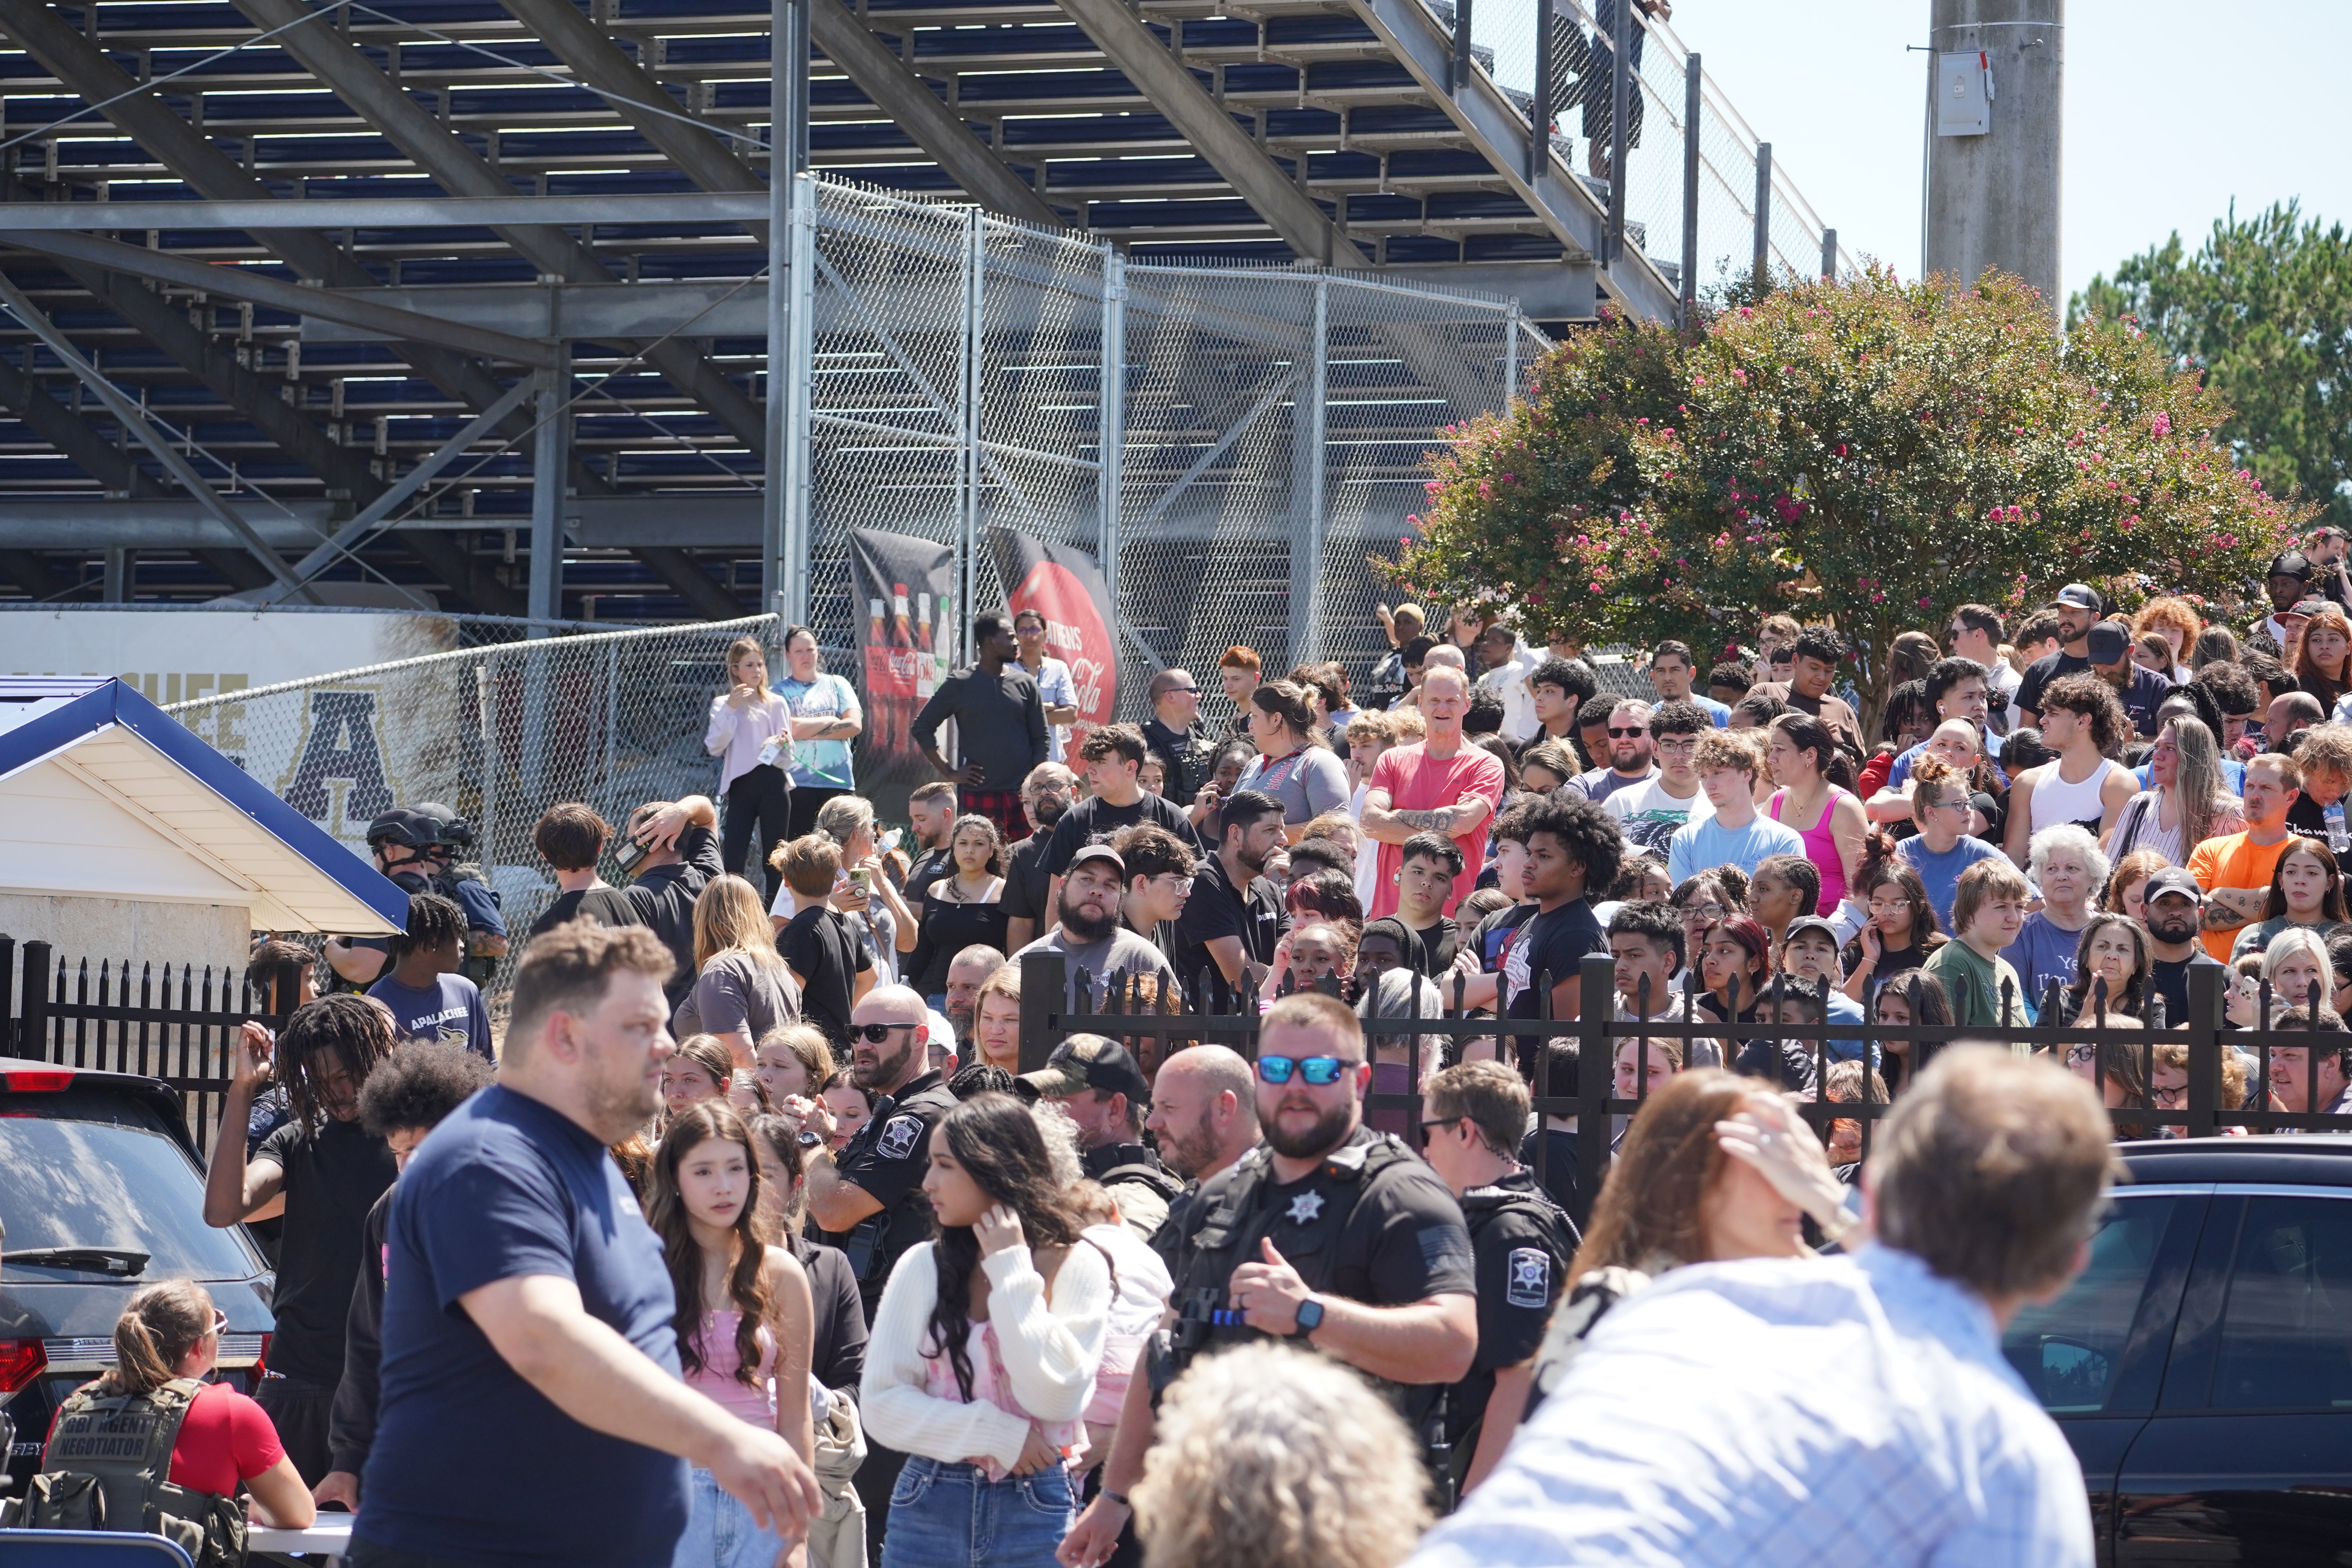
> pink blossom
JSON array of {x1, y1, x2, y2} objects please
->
[{"x1": 2151, "y1": 411, "x2": 2171, "y2": 438}]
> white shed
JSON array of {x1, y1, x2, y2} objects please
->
[{"x1": 0, "y1": 676, "x2": 405, "y2": 969}]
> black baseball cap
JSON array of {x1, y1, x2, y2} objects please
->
[
  {"x1": 2049, "y1": 584, "x2": 2103, "y2": 613},
  {"x1": 1782, "y1": 916, "x2": 1840, "y2": 949},
  {"x1": 1019, "y1": 1034, "x2": 1151, "y2": 1103},
  {"x1": 2143, "y1": 867, "x2": 2203, "y2": 904},
  {"x1": 2085, "y1": 622, "x2": 2131, "y2": 664},
  {"x1": 2270, "y1": 550, "x2": 2314, "y2": 581}
]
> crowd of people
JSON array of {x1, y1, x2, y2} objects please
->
[{"x1": 29, "y1": 552, "x2": 2352, "y2": 1568}]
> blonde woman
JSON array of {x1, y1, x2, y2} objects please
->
[
  {"x1": 708, "y1": 635, "x2": 797, "y2": 900},
  {"x1": 675, "y1": 875, "x2": 801, "y2": 1065},
  {"x1": 1130, "y1": 1340, "x2": 1430, "y2": 1568},
  {"x1": 807, "y1": 794, "x2": 916, "y2": 987}
]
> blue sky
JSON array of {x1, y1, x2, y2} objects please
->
[{"x1": 1669, "y1": 0, "x2": 2352, "y2": 307}]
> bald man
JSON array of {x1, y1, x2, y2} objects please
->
[
  {"x1": 1143, "y1": 668, "x2": 1214, "y2": 807},
  {"x1": 1361, "y1": 666, "x2": 1508, "y2": 918},
  {"x1": 1143, "y1": 1044, "x2": 1263, "y2": 1253}
]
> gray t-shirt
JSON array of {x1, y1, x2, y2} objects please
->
[
  {"x1": 673, "y1": 949, "x2": 800, "y2": 1040},
  {"x1": 1013, "y1": 925, "x2": 1181, "y2": 1014},
  {"x1": 1237, "y1": 746, "x2": 1352, "y2": 826}
]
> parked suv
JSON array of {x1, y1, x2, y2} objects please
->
[
  {"x1": 0, "y1": 1065, "x2": 274, "y2": 1493},
  {"x1": 2001, "y1": 1137, "x2": 2352, "y2": 1564}
]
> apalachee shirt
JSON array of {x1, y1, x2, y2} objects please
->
[
  {"x1": 367, "y1": 971, "x2": 493, "y2": 1061},
  {"x1": 254, "y1": 1114, "x2": 398, "y2": 1388},
  {"x1": 359, "y1": 1085, "x2": 686, "y2": 1566}
]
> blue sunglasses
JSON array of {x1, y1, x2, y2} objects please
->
[{"x1": 1256, "y1": 1055, "x2": 1357, "y2": 1086}]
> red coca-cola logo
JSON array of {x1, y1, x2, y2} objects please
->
[{"x1": 1009, "y1": 562, "x2": 1115, "y2": 732}]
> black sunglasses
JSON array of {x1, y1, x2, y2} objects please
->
[
  {"x1": 1418, "y1": 1115, "x2": 1466, "y2": 1134},
  {"x1": 1607, "y1": 725, "x2": 1649, "y2": 737},
  {"x1": 851, "y1": 1022, "x2": 917, "y2": 1044}
]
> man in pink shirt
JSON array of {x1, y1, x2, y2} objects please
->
[{"x1": 1360, "y1": 666, "x2": 1507, "y2": 918}]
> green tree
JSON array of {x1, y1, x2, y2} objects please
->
[
  {"x1": 1394, "y1": 267, "x2": 2306, "y2": 734},
  {"x1": 2071, "y1": 201, "x2": 2352, "y2": 530}
]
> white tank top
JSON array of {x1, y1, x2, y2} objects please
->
[{"x1": 2031, "y1": 757, "x2": 2120, "y2": 836}]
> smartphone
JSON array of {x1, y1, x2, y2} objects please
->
[
  {"x1": 613, "y1": 835, "x2": 650, "y2": 875},
  {"x1": 850, "y1": 867, "x2": 872, "y2": 895}
]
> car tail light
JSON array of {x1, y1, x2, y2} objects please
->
[
  {"x1": 1, "y1": 1068, "x2": 74, "y2": 1092},
  {"x1": 0, "y1": 1339, "x2": 47, "y2": 1393}
]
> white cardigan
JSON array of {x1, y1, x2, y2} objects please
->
[{"x1": 860, "y1": 1240, "x2": 1111, "y2": 1472}]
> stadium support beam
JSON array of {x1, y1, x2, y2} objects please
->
[
  {"x1": 1051, "y1": 0, "x2": 1355, "y2": 263},
  {"x1": 0, "y1": 352, "x2": 159, "y2": 500},
  {"x1": 807, "y1": 0, "x2": 1063, "y2": 228},
  {"x1": 230, "y1": 0, "x2": 770, "y2": 459},
  {"x1": 634, "y1": 545, "x2": 749, "y2": 620}
]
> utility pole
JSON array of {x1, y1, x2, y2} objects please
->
[{"x1": 1924, "y1": 0, "x2": 2063, "y2": 308}]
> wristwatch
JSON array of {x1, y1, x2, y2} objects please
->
[{"x1": 1293, "y1": 1296, "x2": 1325, "y2": 1338}]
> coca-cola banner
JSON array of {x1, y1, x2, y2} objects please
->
[
  {"x1": 987, "y1": 527, "x2": 1116, "y2": 749},
  {"x1": 847, "y1": 527, "x2": 956, "y2": 776}
]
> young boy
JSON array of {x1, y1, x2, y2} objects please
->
[
  {"x1": 1608, "y1": 901, "x2": 1722, "y2": 1067},
  {"x1": 366, "y1": 892, "x2": 492, "y2": 1060},
  {"x1": 1113, "y1": 822, "x2": 1197, "y2": 972},
  {"x1": 1777, "y1": 915, "x2": 1869, "y2": 1062},
  {"x1": 1395, "y1": 831, "x2": 1466, "y2": 975},
  {"x1": 1923, "y1": 859, "x2": 2031, "y2": 1030},
  {"x1": 774, "y1": 833, "x2": 876, "y2": 1052},
  {"x1": 1666, "y1": 733, "x2": 1804, "y2": 887},
  {"x1": 1745, "y1": 978, "x2": 1826, "y2": 1094}
]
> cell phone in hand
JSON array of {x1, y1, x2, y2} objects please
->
[{"x1": 613, "y1": 835, "x2": 650, "y2": 875}]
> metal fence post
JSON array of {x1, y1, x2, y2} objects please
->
[
  {"x1": 2183, "y1": 962, "x2": 2221, "y2": 1138},
  {"x1": 1502, "y1": 301, "x2": 1521, "y2": 408},
  {"x1": 475, "y1": 661, "x2": 499, "y2": 883},
  {"x1": 1529, "y1": 0, "x2": 1553, "y2": 183},
  {"x1": 1820, "y1": 225, "x2": 1837, "y2": 281},
  {"x1": 780, "y1": 174, "x2": 817, "y2": 625},
  {"x1": 1606, "y1": 0, "x2": 1630, "y2": 265},
  {"x1": 1753, "y1": 141, "x2": 1772, "y2": 295},
  {"x1": 761, "y1": 5, "x2": 791, "y2": 624},
  {"x1": 1018, "y1": 951, "x2": 1066, "y2": 1074},
  {"x1": 21, "y1": 939, "x2": 49, "y2": 1063},
  {"x1": 959, "y1": 209, "x2": 985, "y2": 668},
  {"x1": 1681, "y1": 51, "x2": 1700, "y2": 320},
  {"x1": 1289, "y1": 274, "x2": 1329, "y2": 667},
  {"x1": 1098, "y1": 245, "x2": 1126, "y2": 653},
  {"x1": 1575, "y1": 952, "x2": 1613, "y2": 1229},
  {"x1": 527, "y1": 346, "x2": 569, "y2": 630}
]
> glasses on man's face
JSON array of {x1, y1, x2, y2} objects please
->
[
  {"x1": 1257, "y1": 1055, "x2": 1356, "y2": 1085},
  {"x1": 1607, "y1": 726, "x2": 1649, "y2": 738},
  {"x1": 1656, "y1": 737, "x2": 1698, "y2": 755},
  {"x1": 852, "y1": 1022, "x2": 916, "y2": 1044},
  {"x1": 1418, "y1": 1115, "x2": 1467, "y2": 1136}
]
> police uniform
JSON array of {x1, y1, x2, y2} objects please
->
[
  {"x1": 1448, "y1": 1170, "x2": 1577, "y2": 1485},
  {"x1": 1082, "y1": 1140, "x2": 1183, "y2": 1243},
  {"x1": 1158, "y1": 1125, "x2": 1477, "y2": 1443},
  {"x1": 822, "y1": 1067, "x2": 959, "y2": 1320}
]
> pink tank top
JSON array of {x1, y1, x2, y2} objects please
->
[
  {"x1": 1768, "y1": 785, "x2": 1851, "y2": 913},
  {"x1": 921, "y1": 1319, "x2": 1087, "y2": 1481},
  {"x1": 683, "y1": 1309, "x2": 777, "y2": 1428}
]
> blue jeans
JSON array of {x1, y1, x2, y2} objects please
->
[
  {"x1": 671, "y1": 1466, "x2": 790, "y2": 1568},
  {"x1": 880, "y1": 1457, "x2": 1075, "y2": 1568}
]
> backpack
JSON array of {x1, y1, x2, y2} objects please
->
[{"x1": 11, "y1": 1377, "x2": 249, "y2": 1568}]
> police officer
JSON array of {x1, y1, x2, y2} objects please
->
[
  {"x1": 796, "y1": 982, "x2": 960, "y2": 1543},
  {"x1": 322, "y1": 807, "x2": 508, "y2": 992},
  {"x1": 1020, "y1": 1035, "x2": 1184, "y2": 1242},
  {"x1": 1060, "y1": 992, "x2": 1478, "y2": 1568},
  {"x1": 1419, "y1": 1060, "x2": 1577, "y2": 1499}
]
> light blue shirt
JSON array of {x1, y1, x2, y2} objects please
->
[
  {"x1": 1666, "y1": 811, "x2": 1805, "y2": 887},
  {"x1": 777, "y1": 673, "x2": 860, "y2": 790},
  {"x1": 1409, "y1": 1246, "x2": 2095, "y2": 1568}
]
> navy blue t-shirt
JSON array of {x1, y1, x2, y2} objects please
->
[
  {"x1": 367, "y1": 971, "x2": 493, "y2": 1061},
  {"x1": 359, "y1": 1085, "x2": 686, "y2": 1565}
]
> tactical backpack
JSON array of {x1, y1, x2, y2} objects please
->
[{"x1": 10, "y1": 1377, "x2": 249, "y2": 1567}]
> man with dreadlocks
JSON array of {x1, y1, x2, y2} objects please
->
[
  {"x1": 205, "y1": 993, "x2": 399, "y2": 1486},
  {"x1": 367, "y1": 892, "x2": 492, "y2": 1061}
]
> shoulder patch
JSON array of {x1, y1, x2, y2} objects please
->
[
  {"x1": 875, "y1": 1114, "x2": 926, "y2": 1162},
  {"x1": 1506, "y1": 1246, "x2": 1552, "y2": 1309}
]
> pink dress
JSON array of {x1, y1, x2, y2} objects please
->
[
  {"x1": 683, "y1": 1308, "x2": 777, "y2": 1428},
  {"x1": 920, "y1": 1319, "x2": 1087, "y2": 1481},
  {"x1": 1768, "y1": 786, "x2": 1853, "y2": 914}
]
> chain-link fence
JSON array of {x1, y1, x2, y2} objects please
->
[
  {"x1": 792, "y1": 177, "x2": 1552, "y2": 737},
  {"x1": 162, "y1": 614, "x2": 779, "y2": 991},
  {"x1": 1462, "y1": 0, "x2": 1853, "y2": 299}
]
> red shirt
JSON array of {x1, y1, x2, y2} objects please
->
[
  {"x1": 1368, "y1": 741, "x2": 1508, "y2": 918},
  {"x1": 48, "y1": 1380, "x2": 284, "y2": 1497}
]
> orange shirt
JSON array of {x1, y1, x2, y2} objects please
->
[{"x1": 2185, "y1": 831, "x2": 2292, "y2": 961}]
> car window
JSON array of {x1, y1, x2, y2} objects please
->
[
  {"x1": 0, "y1": 1091, "x2": 262, "y2": 1281},
  {"x1": 2002, "y1": 1194, "x2": 2177, "y2": 1413},
  {"x1": 2211, "y1": 1194, "x2": 2352, "y2": 1411}
]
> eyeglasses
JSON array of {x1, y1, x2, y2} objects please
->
[
  {"x1": 1931, "y1": 797, "x2": 1973, "y2": 812},
  {"x1": 1163, "y1": 684, "x2": 1199, "y2": 695},
  {"x1": 2065, "y1": 1043, "x2": 2098, "y2": 1067},
  {"x1": 1256, "y1": 1055, "x2": 1357, "y2": 1085},
  {"x1": 851, "y1": 1022, "x2": 917, "y2": 1044},
  {"x1": 1656, "y1": 738, "x2": 1699, "y2": 754},
  {"x1": 1607, "y1": 726, "x2": 1650, "y2": 738},
  {"x1": 1679, "y1": 902, "x2": 1726, "y2": 920},
  {"x1": 2152, "y1": 1083, "x2": 2187, "y2": 1107}
]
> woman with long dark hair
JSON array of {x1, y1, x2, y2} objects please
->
[
  {"x1": 645, "y1": 1102, "x2": 816, "y2": 1568},
  {"x1": 2231, "y1": 835, "x2": 2349, "y2": 958},
  {"x1": 906, "y1": 814, "x2": 1011, "y2": 1000},
  {"x1": 1838, "y1": 848, "x2": 1945, "y2": 1007},
  {"x1": 862, "y1": 1093, "x2": 1109, "y2": 1566},
  {"x1": 1868, "y1": 968, "x2": 1952, "y2": 1096},
  {"x1": 2295, "y1": 605, "x2": 2352, "y2": 715},
  {"x1": 2066, "y1": 913, "x2": 2152, "y2": 1024},
  {"x1": 1763, "y1": 711, "x2": 1868, "y2": 914}
]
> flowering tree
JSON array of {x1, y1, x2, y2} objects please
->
[{"x1": 1392, "y1": 266, "x2": 2308, "y2": 733}]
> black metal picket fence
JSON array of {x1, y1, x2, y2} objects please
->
[
  {"x1": 4, "y1": 936, "x2": 300, "y2": 1156},
  {"x1": 1018, "y1": 950, "x2": 2352, "y2": 1229}
]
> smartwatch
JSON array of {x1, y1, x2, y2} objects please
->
[
  {"x1": 797, "y1": 1130, "x2": 824, "y2": 1148},
  {"x1": 1293, "y1": 1296, "x2": 1325, "y2": 1337}
]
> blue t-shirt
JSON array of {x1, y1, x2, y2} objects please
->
[
  {"x1": 367, "y1": 972, "x2": 493, "y2": 1061},
  {"x1": 1895, "y1": 833, "x2": 2007, "y2": 934},
  {"x1": 360, "y1": 1085, "x2": 687, "y2": 1565},
  {"x1": 1688, "y1": 694, "x2": 1733, "y2": 727},
  {"x1": 778, "y1": 673, "x2": 860, "y2": 790},
  {"x1": 1666, "y1": 812, "x2": 1806, "y2": 887},
  {"x1": 2000, "y1": 911, "x2": 2083, "y2": 1017}
]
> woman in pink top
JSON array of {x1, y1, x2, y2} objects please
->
[
  {"x1": 647, "y1": 1102, "x2": 817, "y2": 1568},
  {"x1": 1764, "y1": 711, "x2": 1867, "y2": 915},
  {"x1": 861, "y1": 1093, "x2": 1110, "y2": 1567},
  {"x1": 708, "y1": 636, "x2": 798, "y2": 904}
]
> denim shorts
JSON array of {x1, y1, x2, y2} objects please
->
[
  {"x1": 879, "y1": 1456, "x2": 1075, "y2": 1568},
  {"x1": 671, "y1": 1466, "x2": 791, "y2": 1568}
]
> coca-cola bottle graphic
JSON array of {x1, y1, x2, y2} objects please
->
[
  {"x1": 864, "y1": 595, "x2": 898, "y2": 754},
  {"x1": 915, "y1": 591, "x2": 937, "y2": 713}
]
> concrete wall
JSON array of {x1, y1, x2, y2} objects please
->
[{"x1": 0, "y1": 894, "x2": 252, "y2": 984}]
